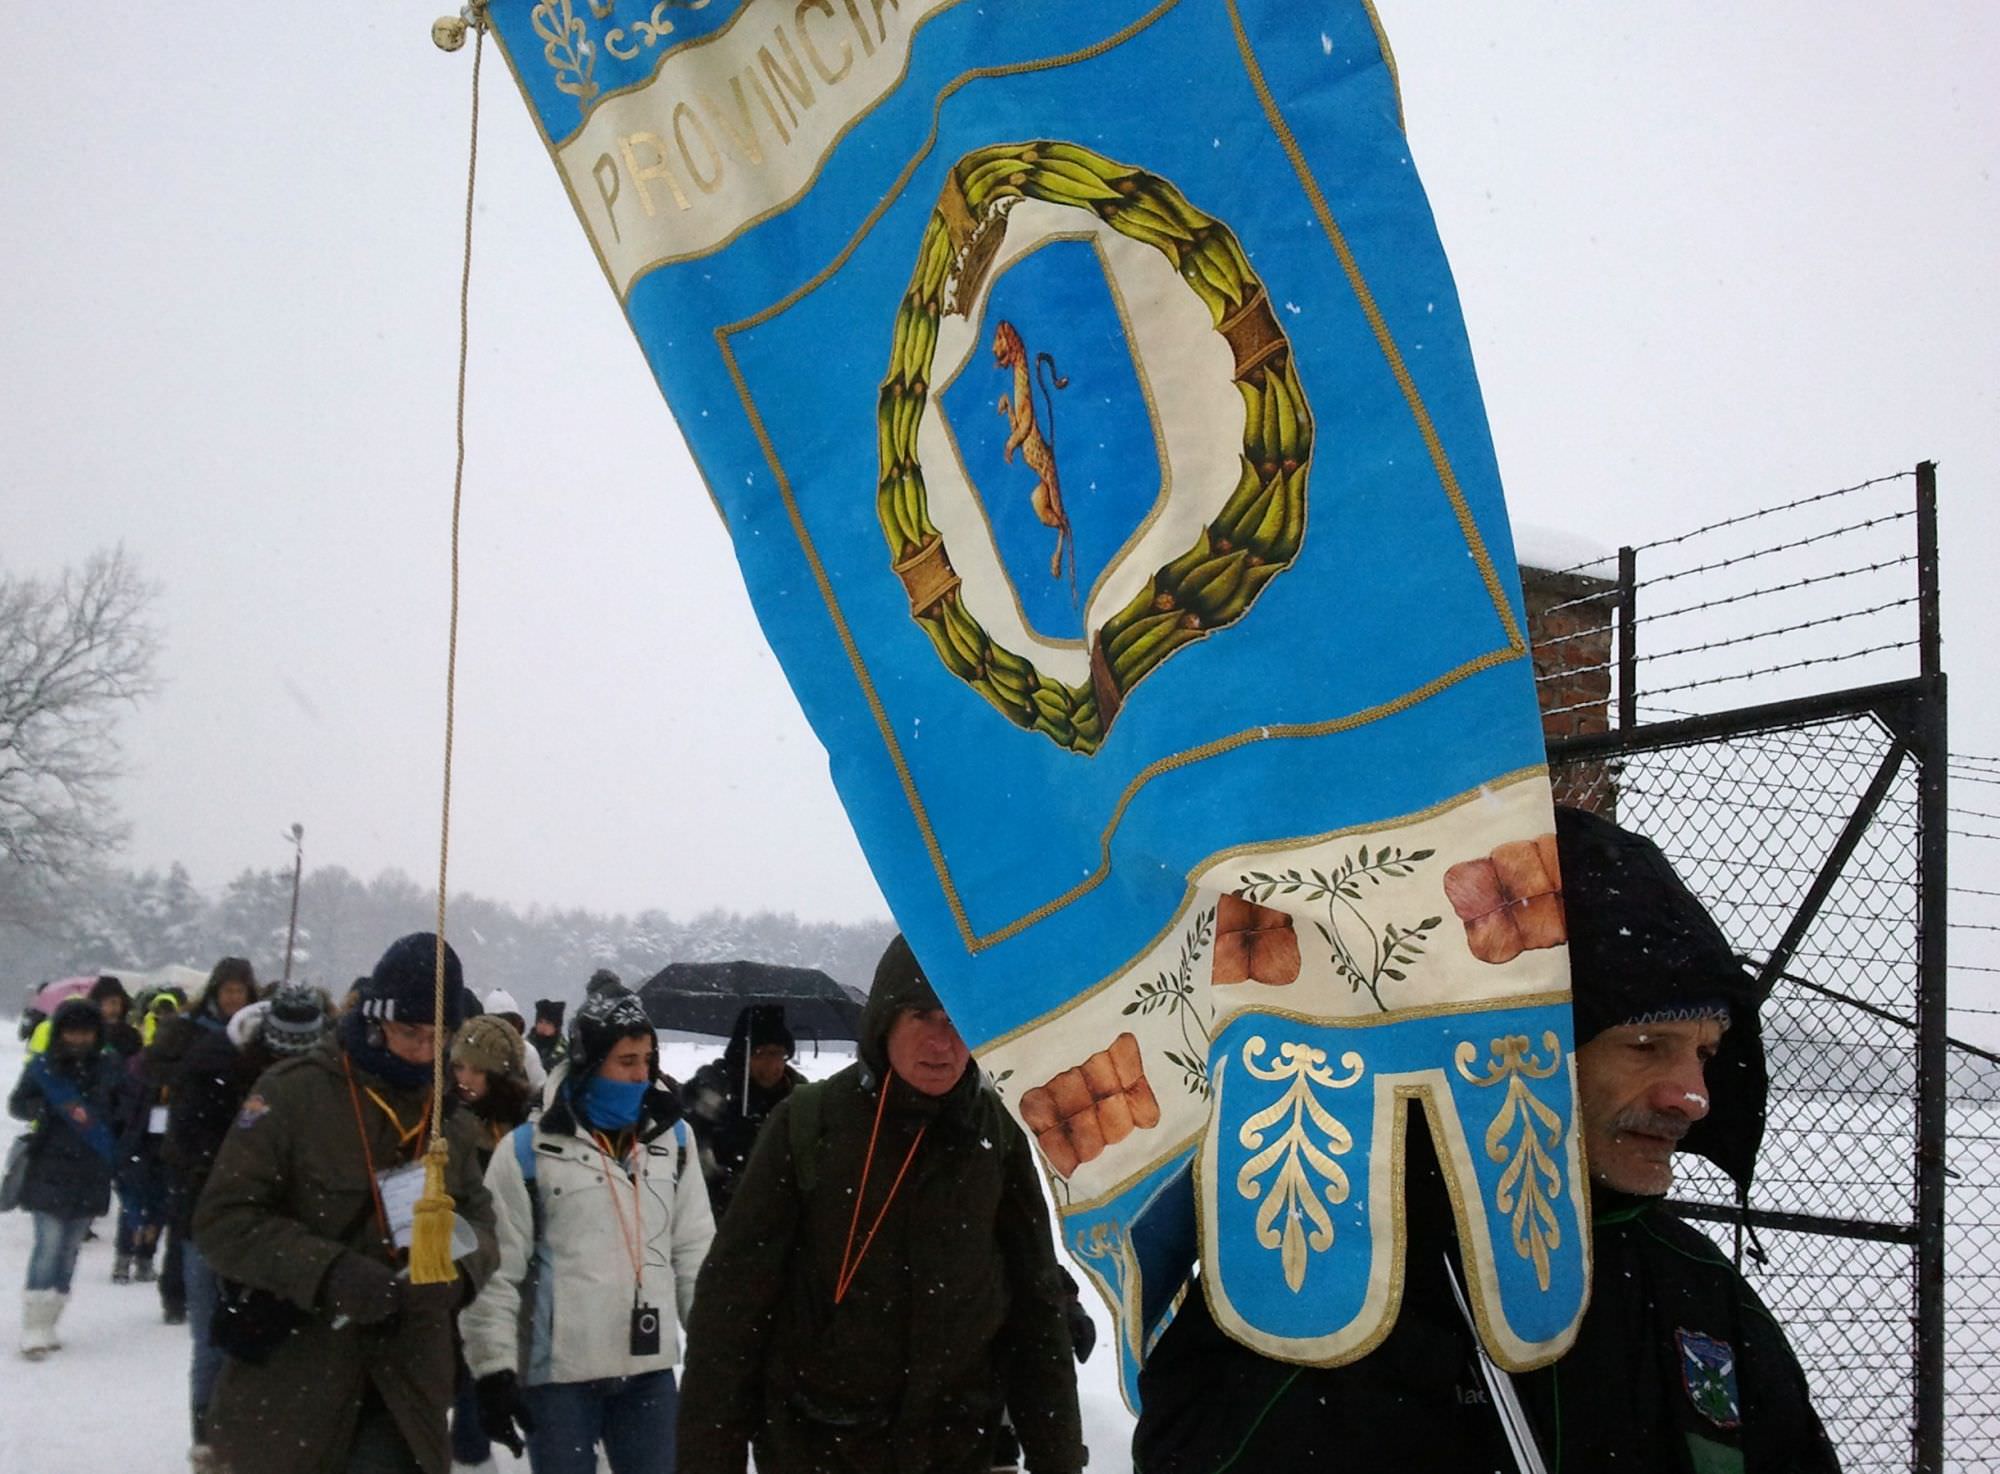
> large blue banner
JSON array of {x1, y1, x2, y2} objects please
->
[{"x1": 487, "y1": 0, "x2": 1588, "y2": 1404}]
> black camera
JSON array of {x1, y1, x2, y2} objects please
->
[{"x1": 630, "y1": 1304, "x2": 661, "y2": 1357}]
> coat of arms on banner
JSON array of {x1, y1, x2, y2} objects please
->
[
  {"x1": 484, "y1": 0, "x2": 1590, "y2": 1411},
  {"x1": 881, "y1": 143, "x2": 1307, "y2": 751}
]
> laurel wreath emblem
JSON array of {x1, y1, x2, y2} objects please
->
[{"x1": 878, "y1": 141, "x2": 1313, "y2": 755}]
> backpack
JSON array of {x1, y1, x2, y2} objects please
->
[{"x1": 786, "y1": 1079, "x2": 829, "y2": 1197}]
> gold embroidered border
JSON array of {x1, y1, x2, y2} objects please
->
[
  {"x1": 1358, "y1": 0, "x2": 1405, "y2": 134},
  {"x1": 489, "y1": 1, "x2": 980, "y2": 304},
  {"x1": 1414, "y1": 1075, "x2": 1592, "y2": 1373},
  {"x1": 1223, "y1": 0, "x2": 1521, "y2": 652}
]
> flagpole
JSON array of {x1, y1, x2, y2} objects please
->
[{"x1": 1444, "y1": 1252, "x2": 1549, "y2": 1474}]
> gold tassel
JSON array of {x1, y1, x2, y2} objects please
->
[{"x1": 407, "y1": 1136, "x2": 458, "y2": 1285}]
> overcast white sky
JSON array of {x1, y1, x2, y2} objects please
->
[{"x1": 4, "y1": 4, "x2": 1995, "y2": 960}]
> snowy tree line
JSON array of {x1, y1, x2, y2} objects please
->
[{"x1": 0, "y1": 861, "x2": 896, "y2": 1010}]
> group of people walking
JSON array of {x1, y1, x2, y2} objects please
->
[
  {"x1": 7, "y1": 934, "x2": 1087, "y2": 1474},
  {"x1": 5, "y1": 809, "x2": 1844, "y2": 1474}
]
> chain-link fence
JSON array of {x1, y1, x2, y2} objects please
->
[{"x1": 1523, "y1": 464, "x2": 1982, "y2": 1471}]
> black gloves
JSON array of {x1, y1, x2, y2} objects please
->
[
  {"x1": 476, "y1": 1369, "x2": 536, "y2": 1457},
  {"x1": 1065, "y1": 1296, "x2": 1097, "y2": 1364},
  {"x1": 1057, "y1": 1267, "x2": 1095, "y2": 1364},
  {"x1": 319, "y1": 1253, "x2": 400, "y2": 1326}
]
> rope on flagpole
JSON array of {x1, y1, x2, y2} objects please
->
[{"x1": 410, "y1": 0, "x2": 488, "y2": 1287}]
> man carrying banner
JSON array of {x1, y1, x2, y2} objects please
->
[
  {"x1": 1132, "y1": 808, "x2": 1841, "y2": 1473},
  {"x1": 676, "y1": 936, "x2": 1084, "y2": 1474}
]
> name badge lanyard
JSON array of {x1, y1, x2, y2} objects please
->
[
  {"x1": 833, "y1": 1082, "x2": 926, "y2": 1305},
  {"x1": 591, "y1": 1130, "x2": 648, "y2": 1307},
  {"x1": 343, "y1": 1054, "x2": 433, "y2": 1256}
]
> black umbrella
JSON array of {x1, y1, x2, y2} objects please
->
[{"x1": 637, "y1": 960, "x2": 865, "y2": 1044}]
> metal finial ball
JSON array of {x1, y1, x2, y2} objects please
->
[{"x1": 432, "y1": 16, "x2": 468, "y2": 51}]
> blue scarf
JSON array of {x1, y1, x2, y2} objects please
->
[{"x1": 572, "y1": 1074, "x2": 648, "y2": 1131}]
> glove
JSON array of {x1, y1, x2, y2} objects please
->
[
  {"x1": 477, "y1": 1369, "x2": 536, "y2": 1457},
  {"x1": 319, "y1": 1253, "x2": 400, "y2": 1326},
  {"x1": 1065, "y1": 1295, "x2": 1097, "y2": 1364}
]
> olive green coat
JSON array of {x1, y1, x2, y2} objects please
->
[
  {"x1": 192, "y1": 1041, "x2": 498, "y2": 1474},
  {"x1": 677, "y1": 944, "x2": 1084, "y2": 1474}
]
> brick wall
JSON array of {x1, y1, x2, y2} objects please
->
[
  {"x1": 1523, "y1": 562, "x2": 1619, "y2": 817},
  {"x1": 1522, "y1": 564, "x2": 1616, "y2": 740}
]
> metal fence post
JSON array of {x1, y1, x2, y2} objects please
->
[
  {"x1": 1912, "y1": 459, "x2": 1947, "y2": 1474},
  {"x1": 1617, "y1": 545, "x2": 1638, "y2": 729}
]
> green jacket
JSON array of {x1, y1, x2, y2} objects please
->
[
  {"x1": 192, "y1": 1040, "x2": 498, "y2": 1474},
  {"x1": 677, "y1": 951, "x2": 1084, "y2": 1474}
]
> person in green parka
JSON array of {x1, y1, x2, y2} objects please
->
[
  {"x1": 192, "y1": 933, "x2": 499, "y2": 1474},
  {"x1": 677, "y1": 934, "x2": 1084, "y2": 1474}
]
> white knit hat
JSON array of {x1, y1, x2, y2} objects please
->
[{"x1": 484, "y1": 988, "x2": 523, "y2": 1018}]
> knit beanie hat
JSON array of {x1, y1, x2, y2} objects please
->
[
  {"x1": 226, "y1": 1000, "x2": 271, "y2": 1049},
  {"x1": 356, "y1": 932, "x2": 467, "y2": 1028},
  {"x1": 483, "y1": 988, "x2": 524, "y2": 1022},
  {"x1": 725, "y1": 1003, "x2": 796, "y2": 1069},
  {"x1": 749, "y1": 1006, "x2": 796, "y2": 1055},
  {"x1": 534, "y1": 998, "x2": 566, "y2": 1028},
  {"x1": 262, "y1": 981, "x2": 330, "y2": 1056},
  {"x1": 566, "y1": 989, "x2": 655, "y2": 1081},
  {"x1": 452, "y1": 1014, "x2": 530, "y2": 1086},
  {"x1": 585, "y1": 968, "x2": 628, "y2": 999}
]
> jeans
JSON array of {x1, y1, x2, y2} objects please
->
[
  {"x1": 523, "y1": 1369, "x2": 678, "y2": 1474},
  {"x1": 26, "y1": 1213, "x2": 91, "y2": 1293},
  {"x1": 184, "y1": 1239, "x2": 224, "y2": 1425},
  {"x1": 115, "y1": 1163, "x2": 167, "y2": 1259}
]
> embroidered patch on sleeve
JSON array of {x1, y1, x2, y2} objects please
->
[
  {"x1": 234, "y1": 1094, "x2": 272, "y2": 1130},
  {"x1": 1677, "y1": 1326, "x2": 1743, "y2": 1429}
]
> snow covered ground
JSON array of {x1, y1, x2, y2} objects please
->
[{"x1": 0, "y1": 1032, "x2": 1135, "y2": 1473}]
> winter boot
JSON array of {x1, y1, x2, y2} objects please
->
[
  {"x1": 112, "y1": 1253, "x2": 133, "y2": 1284},
  {"x1": 43, "y1": 1291, "x2": 67, "y2": 1351},
  {"x1": 19, "y1": 1291, "x2": 57, "y2": 1360},
  {"x1": 134, "y1": 1252, "x2": 157, "y2": 1284}
]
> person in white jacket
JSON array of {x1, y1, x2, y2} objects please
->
[{"x1": 460, "y1": 989, "x2": 715, "y2": 1473}]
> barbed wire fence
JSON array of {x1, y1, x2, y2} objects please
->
[{"x1": 1528, "y1": 462, "x2": 1984, "y2": 1472}]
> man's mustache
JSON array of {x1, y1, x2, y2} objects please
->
[{"x1": 1611, "y1": 1108, "x2": 1692, "y2": 1141}]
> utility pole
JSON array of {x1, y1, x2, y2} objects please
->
[{"x1": 282, "y1": 822, "x2": 305, "y2": 983}]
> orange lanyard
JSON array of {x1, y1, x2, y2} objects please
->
[
  {"x1": 342, "y1": 1056, "x2": 431, "y2": 1254},
  {"x1": 590, "y1": 1130, "x2": 647, "y2": 1300},
  {"x1": 833, "y1": 1082, "x2": 925, "y2": 1305}
]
